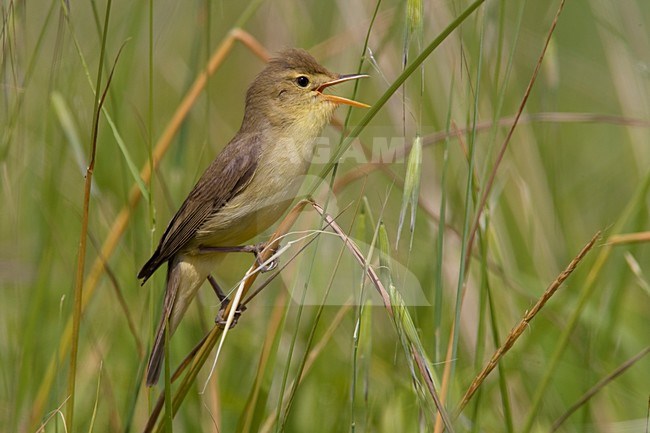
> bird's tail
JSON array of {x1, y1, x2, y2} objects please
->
[
  {"x1": 146, "y1": 261, "x2": 180, "y2": 386},
  {"x1": 145, "y1": 324, "x2": 167, "y2": 386},
  {"x1": 145, "y1": 254, "x2": 218, "y2": 386}
]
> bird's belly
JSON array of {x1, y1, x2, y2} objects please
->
[
  {"x1": 196, "y1": 197, "x2": 292, "y2": 246},
  {"x1": 195, "y1": 150, "x2": 311, "y2": 247}
]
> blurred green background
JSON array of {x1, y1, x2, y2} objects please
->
[{"x1": 1, "y1": 0, "x2": 649, "y2": 432}]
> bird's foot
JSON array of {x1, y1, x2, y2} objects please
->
[
  {"x1": 252, "y1": 242, "x2": 279, "y2": 273},
  {"x1": 215, "y1": 299, "x2": 247, "y2": 329},
  {"x1": 207, "y1": 274, "x2": 245, "y2": 329}
]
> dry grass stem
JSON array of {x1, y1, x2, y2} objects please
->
[
  {"x1": 455, "y1": 231, "x2": 601, "y2": 415},
  {"x1": 309, "y1": 201, "x2": 393, "y2": 313}
]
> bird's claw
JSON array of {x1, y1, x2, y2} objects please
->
[
  {"x1": 256, "y1": 255, "x2": 278, "y2": 272},
  {"x1": 253, "y1": 242, "x2": 279, "y2": 272},
  {"x1": 215, "y1": 300, "x2": 247, "y2": 329}
]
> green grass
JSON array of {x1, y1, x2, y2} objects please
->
[{"x1": 2, "y1": 0, "x2": 649, "y2": 432}]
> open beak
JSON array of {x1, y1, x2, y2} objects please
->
[{"x1": 316, "y1": 74, "x2": 370, "y2": 108}]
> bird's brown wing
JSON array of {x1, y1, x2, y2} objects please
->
[{"x1": 138, "y1": 133, "x2": 260, "y2": 282}]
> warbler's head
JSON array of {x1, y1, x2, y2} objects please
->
[{"x1": 242, "y1": 49, "x2": 368, "y2": 133}]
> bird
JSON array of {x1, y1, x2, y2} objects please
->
[{"x1": 138, "y1": 48, "x2": 369, "y2": 386}]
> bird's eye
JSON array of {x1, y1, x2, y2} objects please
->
[{"x1": 296, "y1": 76, "x2": 310, "y2": 88}]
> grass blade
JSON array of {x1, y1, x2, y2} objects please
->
[
  {"x1": 66, "y1": 0, "x2": 113, "y2": 428},
  {"x1": 396, "y1": 135, "x2": 422, "y2": 248},
  {"x1": 50, "y1": 93, "x2": 85, "y2": 174},
  {"x1": 550, "y1": 346, "x2": 650, "y2": 431}
]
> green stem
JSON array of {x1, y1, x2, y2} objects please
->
[
  {"x1": 309, "y1": 0, "x2": 487, "y2": 195},
  {"x1": 67, "y1": 0, "x2": 113, "y2": 428}
]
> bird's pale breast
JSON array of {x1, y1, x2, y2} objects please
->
[{"x1": 194, "y1": 121, "x2": 322, "y2": 248}]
